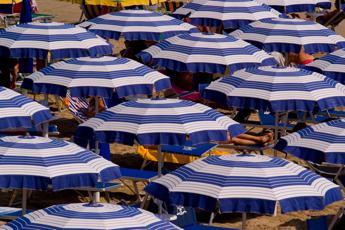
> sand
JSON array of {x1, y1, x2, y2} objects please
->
[{"x1": 0, "y1": 1, "x2": 345, "y2": 229}]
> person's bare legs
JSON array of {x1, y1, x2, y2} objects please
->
[{"x1": 232, "y1": 132, "x2": 273, "y2": 146}]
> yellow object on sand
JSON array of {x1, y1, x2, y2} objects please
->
[
  {"x1": 137, "y1": 145, "x2": 227, "y2": 164},
  {"x1": 0, "y1": 0, "x2": 22, "y2": 3}
]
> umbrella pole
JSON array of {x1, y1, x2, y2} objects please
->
[
  {"x1": 42, "y1": 122, "x2": 49, "y2": 138},
  {"x1": 157, "y1": 145, "x2": 163, "y2": 177},
  {"x1": 94, "y1": 97, "x2": 100, "y2": 155},
  {"x1": 274, "y1": 112, "x2": 279, "y2": 157},
  {"x1": 22, "y1": 189, "x2": 27, "y2": 215},
  {"x1": 242, "y1": 212, "x2": 247, "y2": 230}
]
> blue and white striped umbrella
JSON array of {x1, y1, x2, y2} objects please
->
[
  {"x1": 305, "y1": 49, "x2": 345, "y2": 84},
  {"x1": 0, "y1": 136, "x2": 121, "y2": 191},
  {"x1": 2, "y1": 203, "x2": 180, "y2": 229},
  {"x1": 0, "y1": 87, "x2": 52, "y2": 130},
  {"x1": 275, "y1": 119, "x2": 345, "y2": 164},
  {"x1": 172, "y1": 0, "x2": 281, "y2": 29},
  {"x1": 21, "y1": 56, "x2": 171, "y2": 98},
  {"x1": 231, "y1": 18, "x2": 345, "y2": 54},
  {"x1": 79, "y1": 9, "x2": 197, "y2": 41},
  {"x1": 76, "y1": 98, "x2": 246, "y2": 146},
  {"x1": 145, "y1": 153, "x2": 343, "y2": 214},
  {"x1": 256, "y1": 0, "x2": 331, "y2": 13},
  {"x1": 139, "y1": 33, "x2": 277, "y2": 74},
  {"x1": 203, "y1": 66, "x2": 345, "y2": 112},
  {"x1": 0, "y1": 22, "x2": 113, "y2": 59}
]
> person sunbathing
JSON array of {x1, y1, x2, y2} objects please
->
[{"x1": 231, "y1": 131, "x2": 274, "y2": 146}]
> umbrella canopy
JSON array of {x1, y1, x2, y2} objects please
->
[
  {"x1": 172, "y1": 0, "x2": 281, "y2": 29},
  {"x1": 76, "y1": 98, "x2": 246, "y2": 146},
  {"x1": 21, "y1": 56, "x2": 171, "y2": 98},
  {"x1": 139, "y1": 32, "x2": 277, "y2": 74},
  {"x1": 145, "y1": 153, "x2": 343, "y2": 214},
  {"x1": 0, "y1": 136, "x2": 121, "y2": 191},
  {"x1": 231, "y1": 18, "x2": 345, "y2": 54},
  {"x1": 0, "y1": 22, "x2": 113, "y2": 60},
  {"x1": 0, "y1": 87, "x2": 52, "y2": 130},
  {"x1": 2, "y1": 203, "x2": 180, "y2": 229},
  {"x1": 305, "y1": 49, "x2": 345, "y2": 84},
  {"x1": 203, "y1": 66, "x2": 345, "y2": 113},
  {"x1": 275, "y1": 119, "x2": 345, "y2": 164},
  {"x1": 79, "y1": 10, "x2": 197, "y2": 41},
  {"x1": 256, "y1": 0, "x2": 331, "y2": 13}
]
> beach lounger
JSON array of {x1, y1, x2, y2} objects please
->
[
  {"x1": 0, "y1": 12, "x2": 54, "y2": 27},
  {"x1": 241, "y1": 111, "x2": 295, "y2": 131},
  {"x1": 0, "y1": 207, "x2": 24, "y2": 219},
  {"x1": 306, "y1": 162, "x2": 345, "y2": 190},
  {"x1": 217, "y1": 144, "x2": 273, "y2": 155},
  {"x1": 161, "y1": 142, "x2": 218, "y2": 158},
  {"x1": 119, "y1": 167, "x2": 158, "y2": 204},
  {"x1": 171, "y1": 207, "x2": 239, "y2": 230},
  {"x1": 307, "y1": 208, "x2": 345, "y2": 230}
]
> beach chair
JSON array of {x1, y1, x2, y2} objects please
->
[
  {"x1": 171, "y1": 207, "x2": 239, "y2": 230},
  {"x1": 119, "y1": 167, "x2": 158, "y2": 205},
  {"x1": 306, "y1": 161, "x2": 345, "y2": 190},
  {"x1": 240, "y1": 111, "x2": 295, "y2": 132},
  {"x1": 307, "y1": 208, "x2": 345, "y2": 230},
  {"x1": 160, "y1": 0, "x2": 185, "y2": 14}
]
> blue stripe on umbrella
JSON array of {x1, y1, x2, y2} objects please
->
[
  {"x1": 173, "y1": 0, "x2": 281, "y2": 29},
  {"x1": 231, "y1": 18, "x2": 345, "y2": 54},
  {"x1": 76, "y1": 98, "x2": 246, "y2": 146},
  {"x1": 275, "y1": 119, "x2": 345, "y2": 164},
  {"x1": 305, "y1": 48, "x2": 345, "y2": 84},
  {"x1": 139, "y1": 32, "x2": 277, "y2": 74},
  {"x1": 80, "y1": 9, "x2": 198, "y2": 41},
  {"x1": 257, "y1": 0, "x2": 331, "y2": 13},
  {"x1": 0, "y1": 22, "x2": 113, "y2": 59},
  {"x1": 145, "y1": 154, "x2": 343, "y2": 214},
  {"x1": 0, "y1": 136, "x2": 121, "y2": 191},
  {"x1": 0, "y1": 87, "x2": 52, "y2": 129},
  {"x1": 203, "y1": 66, "x2": 345, "y2": 112},
  {"x1": 21, "y1": 56, "x2": 171, "y2": 98},
  {"x1": 3, "y1": 203, "x2": 180, "y2": 229}
]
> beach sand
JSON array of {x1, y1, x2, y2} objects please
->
[{"x1": 0, "y1": 1, "x2": 344, "y2": 229}]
